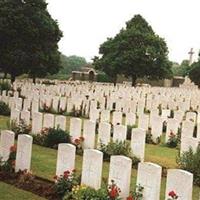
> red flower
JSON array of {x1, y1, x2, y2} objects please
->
[
  {"x1": 168, "y1": 190, "x2": 177, "y2": 198},
  {"x1": 109, "y1": 187, "x2": 118, "y2": 198},
  {"x1": 10, "y1": 145, "x2": 17, "y2": 153},
  {"x1": 127, "y1": 196, "x2": 134, "y2": 200},
  {"x1": 74, "y1": 138, "x2": 80, "y2": 145},
  {"x1": 63, "y1": 170, "x2": 70, "y2": 178}
]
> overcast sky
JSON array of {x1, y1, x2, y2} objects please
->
[{"x1": 46, "y1": 0, "x2": 200, "y2": 63}]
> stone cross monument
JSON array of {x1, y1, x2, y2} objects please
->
[{"x1": 188, "y1": 48, "x2": 194, "y2": 66}]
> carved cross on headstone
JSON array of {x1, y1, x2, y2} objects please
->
[{"x1": 188, "y1": 48, "x2": 194, "y2": 66}]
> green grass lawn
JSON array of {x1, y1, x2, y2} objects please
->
[
  {"x1": 0, "y1": 181, "x2": 45, "y2": 200},
  {"x1": 0, "y1": 115, "x2": 200, "y2": 199}
]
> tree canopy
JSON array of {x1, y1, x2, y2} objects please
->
[
  {"x1": 0, "y1": 0, "x2": 62, "y2": 82},
  {"x1": 172, "y1": 60, "x2": 190, "y2": 77},
  {"x1": 93, "y1": 15, "x2": 172, "y2": 86},
  {"x1": 189, "y1": 60, "x2": 200, "y2": 86},
  {"x1": 59, "y1": 55, "x2": 87, "y2": 75}
]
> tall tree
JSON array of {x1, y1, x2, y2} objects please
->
[
  {"x1": 94, "y1": 15, "x2": 172, "y2": 86},
  {"x1": 189, "y1": 60, "x2": 200, "y2": 86},
  {"x1": 93, "y1": 36, "x2": 122, "y2": 85},
  {"x1": 0, "y1": 0, "x2": 62, "y2": 83},
  {"x1": 59, "y1": 55, "x2": 87, "y2": 75}
]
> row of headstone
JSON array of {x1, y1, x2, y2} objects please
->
[
  {"x1": 0, "y1": 131, "x2": 32, "y2": 172},
  {"x1": 55, "y1": 144, "x2": 193, "y2": 200}
]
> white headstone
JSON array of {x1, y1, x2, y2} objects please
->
[
  {"x1": 43, "y1": 113, "x2": 55, "y2": 128},
  {"x1": 0, "y1": 130, "x2": 15, "y2": 161},
  {"x1": 81, "y1": 149, "x2": 103, "y2": 190},
  {"x1": 15, "y1": 134, "x2": 33, "y2": 172},
  {"x1": 83, "y1": 120, "x2": 96, "y2": 149},
  {"x1": 20, "y1": 110, "x2": 30, "y2": 125},
  {"x1": 113, "y1": 125, "x2": 127, "y2": 142},
  {"x1": 112, "y1": 111, "x2": 122, "y2": 125},
  {"x1": 56, "y1": 143, "x2": 76, "y2": 176},
  {"x1": 131, "y1": 128, "x2": 146, "y2": 162},
  {"x1": 165, "y1": 169, "x2": 193, "y2": 200},
  {"x1": 97, "y1": 122, "x2": 111, "y2": 146},
  {"x1": 55, "y1": 115, "x2": 66, "y2": 130},
  {"x1": 108, "y1": 156, "x2": 132, "y2": 199},
  {"x1": 138, "y1": 114, "x2": 149, "y2": 131},
  {"x1": 32, "y1": 112, "x2": 43, "y2": 134},
  {"x1": 137, "y1": 162, "x2": 162, "y2": 200},
  {"x1": 70, "y1": 118, "x2": 82, "y2": 141},
  {"x1": 125, "y1": 112, "x2": 136, "y2": 126}
]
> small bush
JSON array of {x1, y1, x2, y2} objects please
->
[
  {"x1": 146, "y1": 129, "x2": 161, "y2": 145},
  {"x1": 166, "y1": 131, "x2": 178, "y2": 148},
  {"x1": 145, "y1": 130, "x2": 154, "y2": 144},
  {"x1": 63, "y1": 180, "x2": 121, "y2": 200},
  {"x1": 54, "y1": 170, "x2": 80, "y2": 198},
  {"x1": 0, "y1": 101, "x2": 10, "y2": 116},
  {"x1": 177, "y1": 145, "x2": 200, "y2": 186},
  {"x1": 128, "y1": 184, "x2": 144, "y2": 200},
  {"x1": 33, "y1": 128, "x2": 71, "y2": 149},
  {"x1": 99, "y1": 140, "x2": 140, "y2": 168}
]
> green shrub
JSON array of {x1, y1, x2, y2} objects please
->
[
  {"x1": 145, "y1": 130, "x2": 154, "y2": 144},
  {"x1": 128, "y1": 184, "x2": 144, "y2": 200},
  {"x1": 63, "y1": 180, "x2": 121, "y2": 200},
  {"x1": 146, "y1": 129, "x2": 161, "y2": 145},
  {"x1": 54, "y1": 170, "x2": 80, "y2": 198},
  {"x1": 99, "y1": 140, "x2": 140, "y2": 168},
  {"x1": 177, "y1": 145, "x2": 200, "y2": 186},
  {"x1": 41, "y1": 128, "x2": 71, "y2": 149},
  {"x1": 166, "y1": 132, "x2": 178, "y2": 148},
  {"x1": 0, "y1": 101, "x2": 10, "y2": 116},
  {"x1": 97, "y1": 72, "x2": 112, "y2": 83},
  {"x1": 0, "y1": 81, "x2": 11, "y2": 91}
]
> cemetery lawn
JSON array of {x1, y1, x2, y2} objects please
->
[
  {"x1": 0, "y1": 181, "x2": 45, "y2": 200},
  {"x1": 32, "y1": 144, "x2": 200, "y2": 200},
  {"x1": 0, "y1": 115, "x2": 200, "y2": 199}
]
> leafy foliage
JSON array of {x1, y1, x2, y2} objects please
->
[
  {"x1": 33, "y1": 128, "x2": 71, "y2": 149},
  {"x1": 63, "y1": 180, "x2": 121, "y2": 200},
  {"x1": 0, "y1": 101, "x2": 10, "y2": 116},
  {"x1": 94, "y1": 15, "x2": 172, "y2": 86},
  {"x1": 172, "y1": 60, "x2": 190, "y2": 77},
  {"x1": 54, "y1": 170, "x2": 80, "y2": 198},
  {"x1": 177, "y1": 145, "x2": 200, "y2": 186},
  {"x1": 0, "y1": 0, "x2": 62, "y2": 82},
  {"x1": 127, "y1": 184, "x2": 144, "y2": 200},
  {"x1": 189, "y1": 60, "x2": 200, "y2": 86},
  {"x1": 99, "y1": 140, "x2": 140, "y2": 168},
  {"x1": 166, "y1": 132, "x2": 179, "y2": 148}
]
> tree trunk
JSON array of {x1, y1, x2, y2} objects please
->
[
  {"x1": 131, "y1": 75, "x2": 137, "y2": 87},
  {"x1": 11, "y1": 74, "x2": 15, "y2": 83},
  {"x1": 32, "y1": 75, "x2": 36, "y2": 84},
  {"x1": 113, "y1": 75, "x2": 117, "y2": 86}
]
